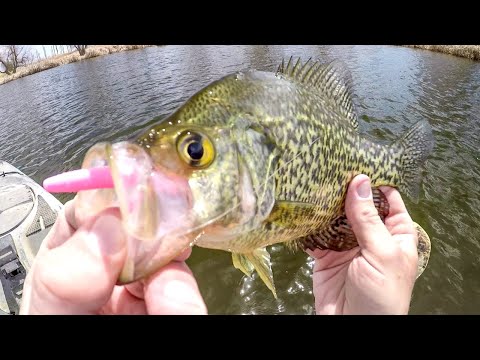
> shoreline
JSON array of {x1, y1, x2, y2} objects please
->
[
  {"x1": 0, "y1": 45, "x2": 156, "y2": 85},
  {"x1": 403, "y1": 45, "x2": 480, "y2": 61},
  {"x1": 2, "y1": 45, "x2": 478, "y2": 86}
]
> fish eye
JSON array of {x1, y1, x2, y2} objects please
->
[
  {"x1": 187, "y1": 141, "x2": 204, "y2": 160},
  {"x1": 177, "y1": 131, "x2": 215, "y2": 168}
]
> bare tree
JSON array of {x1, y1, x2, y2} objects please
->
[
  {"x1": 42, "y1": 45, "x2": 47, "y2": 59},
  {"x1": 32, "y1": 49, "x2": 41, "y2": 62},
  {"x1": 73, "y1": 45, "x2": 88, "y2": 56},
  {"x1": 51, "y1": 45, "x2": 60, "y2": 56},
  {"x1": 0, "y1": 45, "x2": 33, "y2": 75}
]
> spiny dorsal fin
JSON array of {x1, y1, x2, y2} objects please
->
[{"x1": 276, "y1": 57, "x2": 359, "y2": 130}]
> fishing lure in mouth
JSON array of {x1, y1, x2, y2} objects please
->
[
  {"x1": 43, "y1": 166, "x2": 115, "y2": 193},
  {"x1": 41, "y1": 141, "x2": 198, "y2": 285}
]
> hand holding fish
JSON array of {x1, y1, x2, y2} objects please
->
[
  {"x1": 309, "y1": 175, "x2": 419, "y2": 315},
  {"x1": 19, "y1": 199, "x2": 207, "y2": 315},
  {"x1": 20, "y1": 174, "x2": 418, "y2": 315}
]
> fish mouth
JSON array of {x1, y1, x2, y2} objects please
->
[{"x1": 75, "y1": 141, "x2": 200, "y2": 284}]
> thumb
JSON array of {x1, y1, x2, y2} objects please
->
[
  {"x1": 21, "y1": 209, "x2": 126, "y2": 314},
  {"x1": 345, "y1": 175, "x2": 391, "y2": 253}
]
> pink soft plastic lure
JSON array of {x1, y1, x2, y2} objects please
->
[
  {"x1": 43, "y1": 166, "x2": 115, "y2": 193},
  {"x1": 43, "y1": 166, "x2": 188, "y2": 198}
]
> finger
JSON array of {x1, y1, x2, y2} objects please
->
[
  {"x1": 306, "y1": 248, "x2": 330, "y2": 260},
  {"x1": 125, "y1": 281, "x2": 145, "y2": 300},
  {"x1": 66, "y1": 194, "x2": 113, "y2": 231},
  {"x1": 311, "y1": 248, "x2": 360, "y2": 271},
  {"x1": 100, "y1": 286, "x2": 147, "y2": 315},
  {"x1": 64, "y1": 198, "x2": 78, "y2": 230},
  {"x1": 174, "y1": 247, "x2": 192, "y2": 262},
  {"x1": 42, "y1": 200, "x2": 77, "y2": 250},
  {"x1": 144, "y1": 262, "x2": 207, "y2": 315},
  {"x1": 123, "y1": 247, "x2": 194, "y2": 300},
  {"x1": 21, "y1": 209, "x2": 127, "y2": 314},
  {"x1": 345, "y1": 175, "x2": 391, "y2": 252},
  {"x1": 378, "y1": 186, "x2": 416, "y2": 244}
]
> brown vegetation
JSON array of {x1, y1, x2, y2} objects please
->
[
  {"x1": 0, "y1": 45, "x2": 155, "y2": 85},
  {"x1": 404, "y1": 45, "x2": 480, "y2": 60}
]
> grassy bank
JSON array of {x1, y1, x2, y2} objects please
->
[
  {"x1": 404, "y1": 45, "x2": 480, "y2": 60},
  {"x1": 0, "y1": 45, "x2": 155, "y2": 85}
]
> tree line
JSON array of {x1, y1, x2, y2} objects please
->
[{"x1": 0, "y1": 45, "x2": 88, "y2": 75}]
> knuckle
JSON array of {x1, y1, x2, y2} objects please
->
[
  {"x1": 402, "y1": 241, "x2": 419, "y2": 263},
  {"x1": 388, "y1": 241, "x2": 419, "y2": 276},
  {"x1": 360, "y1": 206, "x2": 382, "y2": 227},
  {"x1": 35, "y1": 258, "x2": 69, "y2": 303}
]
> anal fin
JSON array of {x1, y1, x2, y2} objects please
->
[
  {"x1": 299, "y1": 188, "x2": 389, "y2": 251},
  {"x1": 297, "y1": 188, "x2": 432, "y2": 280},
  {"x1": 232, "y1": 248, "x2": 277, "y2": 299}
]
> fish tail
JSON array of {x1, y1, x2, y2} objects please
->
[{"x1": 395, "y1": 120, "x2": 435, "y2": 202}]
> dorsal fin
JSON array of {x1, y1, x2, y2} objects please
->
[{"x1": 276, "y1": 57, "x2": 359, "y2": 130}]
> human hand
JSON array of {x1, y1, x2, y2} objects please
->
[
  {"x1": 19, "y1": 199, "x2": 207, "y2": 315},
  {"x1": 309, "y1": 174, "x2": 419, "y2": 315}
]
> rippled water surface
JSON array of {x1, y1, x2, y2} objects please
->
[{"x1": 1, "y1": 45, "x2": 479, "y2": 314}]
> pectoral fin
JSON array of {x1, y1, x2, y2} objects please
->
[
  {"x1": 266, "y1": 200, "x2": 317, "y2": 228},
  {"x1": 232, "y1": 248, "x2": 277, "y2": 299},
  {"x1": 232, "y1": 252, "x2": 254, "y2": 277}
]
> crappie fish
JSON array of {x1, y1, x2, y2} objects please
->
[{"x1": 75, "y1": 57, "x2": 434, "y2": 298}]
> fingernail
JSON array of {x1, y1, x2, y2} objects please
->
[
  {"x1": 163, "y1": 280, "x2": 207, "y2": 314},
  {"x1": 357, "y1": 178, "x2": 372, "y2": 198},
  {"x1": 90, "y1": 213, "x2": 125, "y2": 257}
]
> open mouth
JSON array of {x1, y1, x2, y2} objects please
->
[{"x1": 75, "y1": 141, "x2": 199, "y2": 283}]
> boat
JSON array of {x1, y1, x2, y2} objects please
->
[{"x1": 0, "y1": 160, "x2": 63, "y2": 315}]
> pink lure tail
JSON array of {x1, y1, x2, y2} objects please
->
[{"x1": 43, "y1": 166, "x2": 114, "y2": 193}]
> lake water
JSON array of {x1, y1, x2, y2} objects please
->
[{"x1": 1, "y1": 45, "x2": 479, "y2": 314}]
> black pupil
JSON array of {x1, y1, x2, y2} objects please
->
[{"x1": 187, "y1": 141, "x2": 204, "y2": 160}]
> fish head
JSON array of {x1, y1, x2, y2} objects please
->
[
  {"x1": 140, "y1": 124, "x2": 239, "y2": 224},
  {"x1": 137, "y1": 114, "x2": 272, "y2": 233},
  {"x1": 74, "y1": 75, "x2": 278, "y2": 283},
  {"x1": 114, "y1": 115, "x2": 276, "y2": 277}
]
